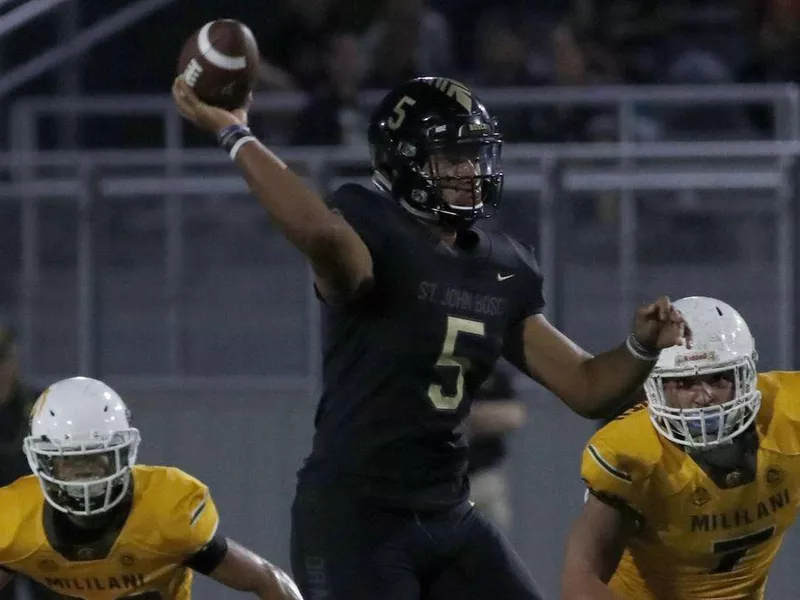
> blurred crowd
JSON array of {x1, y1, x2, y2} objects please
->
[
  {"x1": 5, "y1": 0, "x2": 800, "y2": 146},
  {"x1": 0, "y1": 0, "x2": 794, "y2": 284},
  {"x1": 251, "y1": 0, "x2": 800, "y2": 145}
]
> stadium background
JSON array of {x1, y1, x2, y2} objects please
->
[{"x1": 3, "y1": 0, "x2": 800, "y2": 597}]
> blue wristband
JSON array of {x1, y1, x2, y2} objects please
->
[{"x1": 216, "y1": 124, "x2": 255, "y2": 158}]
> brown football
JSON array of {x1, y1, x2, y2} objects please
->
[{"x1": 177, "y1": 19, "x2": 259, "y2": 110}]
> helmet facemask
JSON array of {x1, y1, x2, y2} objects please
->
[
  {"x1": 373, "y1": 120, "x2": 504, "y2": 229},
  {"x1": 421, "y1": 139, "x2": 503, "y2": 223},
  {"x1": 645, "y1": 356, "x2": 760, "y2": 450},
  {"x1": 24, "y1": 429, "x2": 140, "y2": 516}
]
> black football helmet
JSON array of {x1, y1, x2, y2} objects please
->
[{"x1": 368, "y1": 77, "x2": 503, "y2": 228}]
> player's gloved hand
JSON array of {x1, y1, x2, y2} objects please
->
[
  {"x1": 631, "y1": 296, "x2": 692, "y2": 355},
  {"x1": 172, "y1": 76, "x2": 250, "y2": 135}
]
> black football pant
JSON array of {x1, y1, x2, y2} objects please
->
[{"x1": 290, "y1": 484, "x2": 546, "y2": 600}]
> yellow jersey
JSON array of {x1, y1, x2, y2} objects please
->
[
  {"x1": 582, "y1": 371, "x2": 800, "y2": 600},
  {"x1": 0, "y1": 465, "x2": 219, "y2": 600}
]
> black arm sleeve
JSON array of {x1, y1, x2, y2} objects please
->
[
  {"x1": 313, "y1": 184, "x2": 395, "y2": 305},
  {"x1": 508, "y1": 237, "x2": 545, "y2": 320},
  {"x1": 184, "y1": 533, "x2": 228, "y2": 575},
  {"x1": 500, "y1": 237, "x2": 545, "y2": 377},
  {"x1": 326, "y1": 184, "x2": 391, "y2": 260}
]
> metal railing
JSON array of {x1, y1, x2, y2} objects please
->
[
  {"x1": 0, "y1": 0, "x2": 177, "y2": 99},
  {"x1": 1, "y1": 141, "x2": 798, "y2": 385},
  {"x1": 0, "y1": 0, "x2": 72, "y2": 41},
  {"x1": 8, "y1": 83, "x2": 800, "y2": 152}
]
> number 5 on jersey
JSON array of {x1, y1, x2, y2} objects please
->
[{"x1": 428, "y1": 316, "x2": 486, "y2": 410}]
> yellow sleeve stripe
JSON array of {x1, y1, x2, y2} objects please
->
[
  {"x1": 588, "y1": 444, "x2": 632, "y2": 484},
  {"x1": 190, "y1": 496, "x2": 208, "y2": 527}
]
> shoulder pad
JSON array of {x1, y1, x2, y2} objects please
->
[
  {"x1": 582, "y1": 406, "x2": 661, "y2": 518},
  {"x1": 137, "y1": 466, "x2": 219, "y2": 557},
  {"x1": 325, "y1": 184, "x2": 396, "y2": 256},
  {"x1": 757, "y1": 371, "x2": 800, "y2": 454},
  {"x1": 0, "y1": 476, "x2": 42, "y2": 563}
]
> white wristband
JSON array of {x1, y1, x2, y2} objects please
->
[
  {"x1": 229, "y1": 135, "x2": 257, "y2": 160},
  {"x1": 625, "y1": 333, "x2": 660, "y2": 362}
]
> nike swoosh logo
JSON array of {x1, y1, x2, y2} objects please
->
[{"x1": 497, "y1": 273, "x2": 515, "y2": 281}]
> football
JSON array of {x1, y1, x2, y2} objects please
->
[{"x1": 177, "y1": 19, "x2": 260, "y2": 111}]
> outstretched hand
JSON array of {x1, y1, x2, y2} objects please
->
[{"x1": 632, "y1": 296, "x2": 692, "y2": 352}]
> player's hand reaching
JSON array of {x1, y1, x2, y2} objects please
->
[
  {"x1": 631, "y1": 296, "x2": 692, "y2": 353},
  {"x1": 172, "y1": 77, "x2": 250, "y2": 134}
]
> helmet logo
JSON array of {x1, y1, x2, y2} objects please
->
[
  {"x1": 30, "y1": 390, "x2": 49, "y2": 419},
  {"x1": 424, "y1": 78, "x2": 472, "y2": 111},
  {"x1": 674, "y1": 350, "x2": 718, "y2": 366}
]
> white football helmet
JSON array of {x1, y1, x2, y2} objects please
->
[
  {"x1": 644, "y1": 296, "x2": 760, "y2": 450},
  {"x1": 23, "y1": 377, "x2": 140, "y2": 516}
]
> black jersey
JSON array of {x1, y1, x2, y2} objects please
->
[{"x1": 297, "y1": 184, "x2": 544, "y2": 509}]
